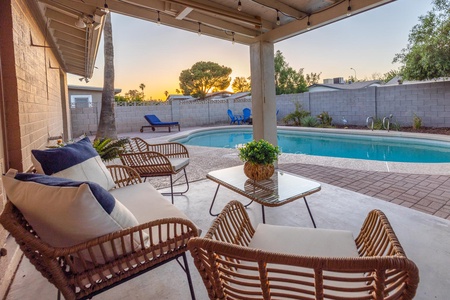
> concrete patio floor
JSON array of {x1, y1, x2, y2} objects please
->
[{"x1": 5, "y1": 126, "x2": 450, "y2": 299}]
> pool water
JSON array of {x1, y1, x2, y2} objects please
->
[{"x1": 174, "y1": 129, "x2": 450, "y2": 163}]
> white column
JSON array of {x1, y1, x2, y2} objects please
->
[{"x1": 250, "y1": 41, "x2": 277, "y2": 146}]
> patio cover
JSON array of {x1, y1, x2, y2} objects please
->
[{"x1": 30, "y1": 0, "x2": 395, "y2": 142}]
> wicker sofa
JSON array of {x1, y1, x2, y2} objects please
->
[
  {"x1": 188, "y1": 200, "x2": 419, "y2": 300},
  {"x1": 1, "y1": 164, "x2": 199, "y2": 300}
]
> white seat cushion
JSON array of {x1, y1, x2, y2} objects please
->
[
  {"x1": 237, "y1": 224, "x2": 366, "y2": 299},
  {"x1": 249, "y1": 223, "x2": 358, "y2": 257},
  {"x1": 76, "y1": 182, "x2": 197, "y2": 285},
  {"x1": 168, "y1": 157, "x2": 189, "y2": 172},
  {"x1": 110, "y1": 182, "x2": 190, "y2": 223}
]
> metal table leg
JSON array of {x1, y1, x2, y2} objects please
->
[
  {"x1": 209, "y1": 184, "x2": 222, "y2": 216},
  {"x1": 303, "y1": 197, "x2": 316, "y2": 228},
  {"x1": 261, "y1": 205, "x2": 266, "y2": 224},
  {"x1": 209, "y1": 184, "x2": 254, "y2": 217}
]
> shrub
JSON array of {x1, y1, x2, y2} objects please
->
[
  {"x1": 413, "y1": 114, "x2": 422, "y2": 129},
  {"x1": 301, "y1": 115, "x2": 319, "y2": 127},
  {"x1": 283, "y1": 102, "x2": 310, "y2": 126},
  {"x1": 317, "y1": 111, "x2": 333, "y2": 126},
  {"x1": 391, "y1": 122, "x2": 401, "y2": 131},
  {"x1": 372, "y1": 117, "x2": 384, "y2": 130},
  {"x1": 93, "y1": 137, "x2": 130, "y2": 162}
]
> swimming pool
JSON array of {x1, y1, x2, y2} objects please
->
[{"x1": 173, "y1": 128, "x2": 450, "y2": 163}]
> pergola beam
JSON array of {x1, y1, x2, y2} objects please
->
[
  {"x1": 255, "y1": 0, "x2": 307, "y2": 19},
  {"x1": 261, "y1": 0, "x2": 396, "y2": 42}
]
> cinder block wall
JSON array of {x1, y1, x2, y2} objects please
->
[{"x1": 70, "y1": 81, "x2": 450, "y2": 136}]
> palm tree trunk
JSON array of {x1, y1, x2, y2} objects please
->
[{"x1": 96, "y1": 13, "x2": 117, "y2": 140}]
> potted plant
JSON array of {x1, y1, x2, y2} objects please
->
[{"x1": 238, "y1": 139, "x2": 281, "y2": 181}]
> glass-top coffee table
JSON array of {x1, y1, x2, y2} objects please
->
[{"x1": 207, "y1": 166, "x2": 321, "y2": 226}]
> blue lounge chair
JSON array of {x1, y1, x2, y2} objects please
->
[
  {"x1": 227, "y1": 109, "x2": 242, "y2": 125},
  {"x1": 140, "y1": 114, "x2": 180, "y2": 132},
  {"x1": 242, "y1": 108, "x2": 251, "y2": 124}
]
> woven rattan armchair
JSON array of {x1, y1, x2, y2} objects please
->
[
  {"x1": 188, "y1": 200, "x2": 419, "y2": 300},
  {"x1": 120, "y1": 137, "x2": 190, "y2": 204},
  {"x1": 0, "y1": 165, "x2": 198, "y2": 300}
]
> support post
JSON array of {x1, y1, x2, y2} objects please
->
[{"x1": 249, "y1": 41, "x2": 277, "y2": 146}]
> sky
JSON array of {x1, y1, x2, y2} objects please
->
[{"x1": 67, "y1": 0, "x2": 433, "y2": 100}]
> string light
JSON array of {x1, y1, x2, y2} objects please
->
[
  {"x1": 276, "y1": 10, "x2": 280, "y2": 26},
  {"x1": 347, "y1": 0, "x2": 352, "y2": 16},
  {"x1": 237, "y1": 0, "x2": 242, "y2": 11},
  {"x1": 307, "y1": 15, "x2": 311, "y2": 30},
  {"x1": 157, "y1": 11, "x2": 161, "y2": 24},
  {"x1": 198, "y1": 22, "x2": 201, "y2": 36}
]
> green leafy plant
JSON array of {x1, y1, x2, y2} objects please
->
[
  {"x1": 93, "y1": 137, "x2": 130, "y2": 162},
  {"x1": 283, "y1": 102, "x2": 310, "y2": 126},
  {"x1": 238, "y1": 139, "x2": 281, "y2": 165},
  {"x1": 301, "y1": 115, "x2": 319, "y2": 127},
  {"x1": 371, "y1": 117, "x2": 384, "y2": 130},
  {"x1": 317, "y1": 111, "x2": 333, "y2": 126},
  {"x1": 413, "y1": 114, "x2": 422, "y2": 129},
  {"x1": 390, "y1": 122, "x2": 401, "y2": 131}
]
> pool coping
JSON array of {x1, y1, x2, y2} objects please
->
[{"x1": 168, "y1": 125, "x2": 450, "y2": 175}]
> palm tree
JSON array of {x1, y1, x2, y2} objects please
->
[
  {"x1": 96, "y1": 13, "x2": 117, "y2": 140},
  {"x1": 139, "y1": 83, "x2": 146, "y2": 99}
]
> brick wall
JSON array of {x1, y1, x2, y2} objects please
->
[
  {"x1": 71, "y1": 81, "x2": 450, "y2": 136},
  {"x1": 0, "y1": 0, "x2": 68, "y2": 297},
  {"x1": 5, "y1": 0, "x2": 66, "y2": 170},
  {"x1": 11, "y1": 0, "x2": 63, "y2": 170}
]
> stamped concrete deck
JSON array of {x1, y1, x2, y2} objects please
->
[{"x1": 5, "y1": 126, "x2": 450, "y2": 299}]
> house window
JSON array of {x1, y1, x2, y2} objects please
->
[{"x1": 70, "y1": 95, "x2": 93, "y2": 108}]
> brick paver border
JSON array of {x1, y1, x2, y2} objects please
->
[{"x1": 280, "y1": 163, "x2": 450, "y2": 221}]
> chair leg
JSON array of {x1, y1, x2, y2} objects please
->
[
  {"x1": 162, "y1": 169, "x2": 190, "y2": 203},
  {"x1": 170, "y1": 174, "x2": 174, "y2": 204},
  {"x1": 182, "y1": 252, "x2": 196, "y2": 300}
]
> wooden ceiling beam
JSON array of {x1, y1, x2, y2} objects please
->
[
  {"x1": 254, "y1": 0, "x2": 307, "y2": 19},
  {"x1": 261, "y1": 0, "x2": 395, "y2": 43},
  {"x1": 49, "y1": 20, "x2": 86, "y2": 39}
]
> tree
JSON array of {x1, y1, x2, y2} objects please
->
[
  {"x1": 232, "y1": 77, "x2": 251, "y2": 92},
  {"x1": 347, "y1": 75, "x2": 359, "y2": 83},
  {"x1": 125, "y1": 89, "x2": 144, "y2": 101},
  {"x1": 274, "y1": 50, "x2": 308, "y2": 95},
  {"x1": 179, "y1": 61, "x2": 232, "y2": 99},
  {"x1": 96, "y1": 13, "x2": 117, "y2": 140},
  {"x1": 382, "y1": 69, "x2": 400, "y2": 83},
  {"x1": 305, "y1": 72, "x2": 321, "y2": 86},
  {"x1": 393, "y1": 0, "x2": 450, "y2": 80},
  {"x1": 139, "y1": 83, "x2": 146, "y2": 98},
  {"x1": 164, "y1": 90, "x2": 169, "y2": 99}
]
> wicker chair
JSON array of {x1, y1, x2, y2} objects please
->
[
  {"x1": 0, "y1": 165, "x2": 198, "y2": 300},
  {"x1": 188, "y1": 200, "x2": 419, "y2": 300},
  {"x1": 120, "y1": 137, "x2": 190, "y2": 204}
]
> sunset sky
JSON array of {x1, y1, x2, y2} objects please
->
[{"x1": 67, "y1": 0, "x2": 433, "y2": 100}]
